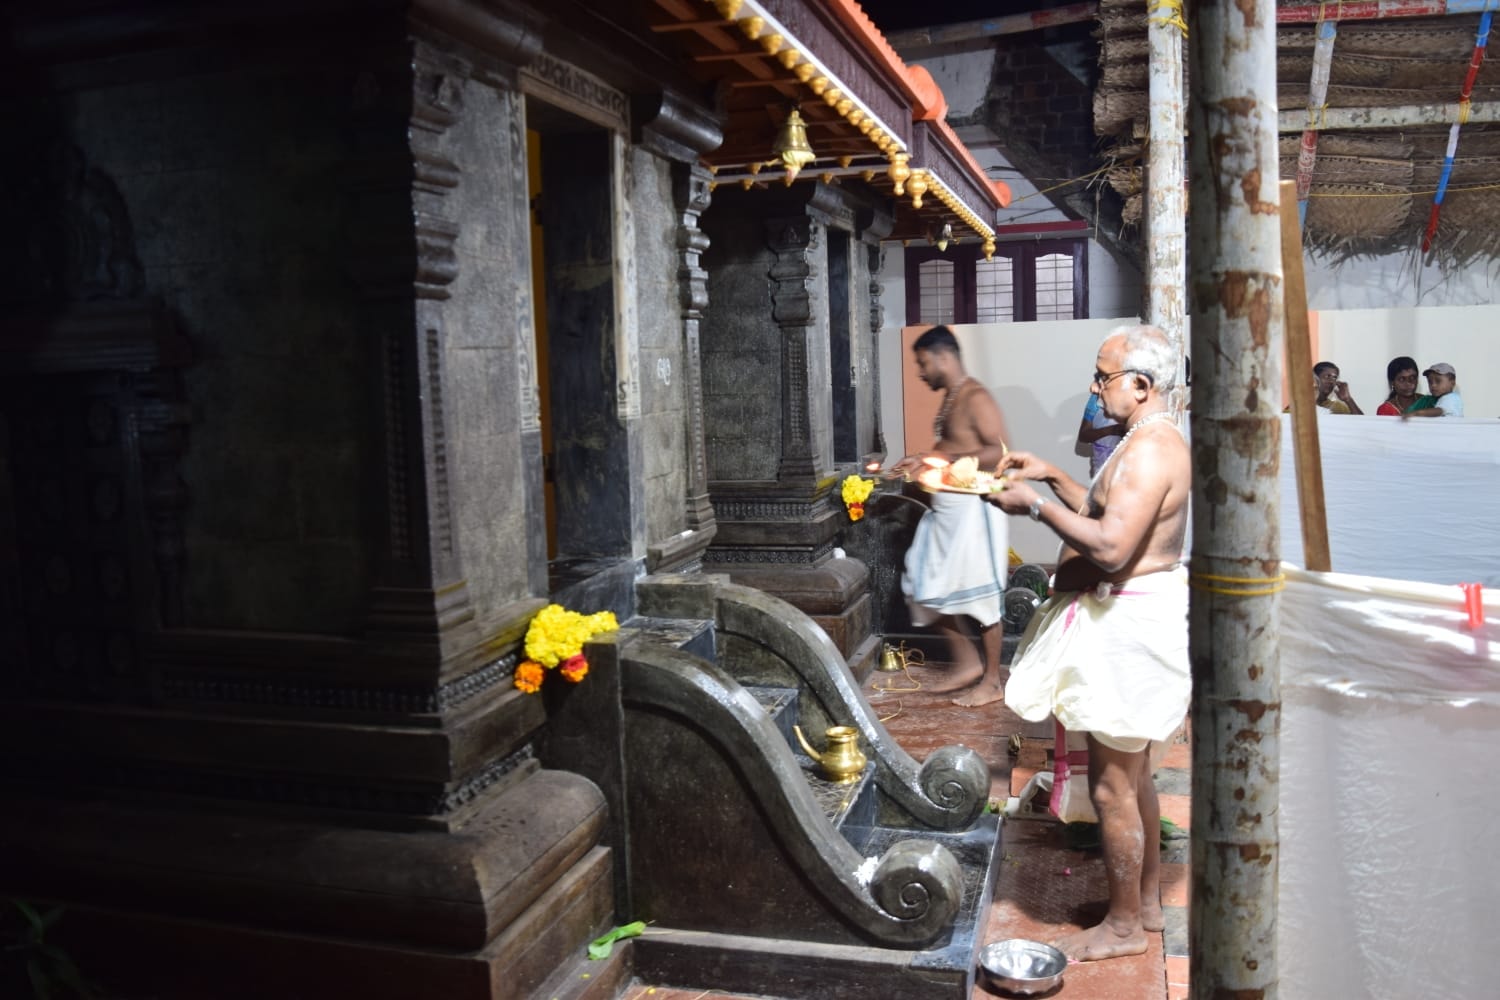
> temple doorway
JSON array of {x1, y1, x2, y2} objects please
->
[{"x1": 525, "y1": 100, "x2": 627, "y2": 576}]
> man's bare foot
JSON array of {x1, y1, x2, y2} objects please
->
[
  {"x1": 952, "y1": 681, "x2": 1005, "y2": 708},
  {"x1": 1054, "y1": 920, "x2": 1149, "y2": 962},
  {"x1": 925, "y1": 662, "x2": 983, "y2": 693},
  {"x1": 1141, "y1": 898, "x2": 1164, "y2": 933},
  {"x1": 1076, "y1": 897, "x2": 1161, "y2": 932}
]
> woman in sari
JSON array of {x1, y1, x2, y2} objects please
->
[{"x1": 1375, "y1": 356, "x2": 1436, "y2": 415}]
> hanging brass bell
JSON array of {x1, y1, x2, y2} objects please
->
[{"x1": 771, "y1": 109, "x2": 816, "y2": 181}]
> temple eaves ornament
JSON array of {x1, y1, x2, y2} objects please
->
[{"x1": 692, "y1": 0, "x2": 1001, "y2": 260}]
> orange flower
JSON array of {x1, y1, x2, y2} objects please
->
[
  {"x1": 848, "y1": 501, "x2": 865, "y2": 522},
  {"x1": 560, "y1": 653, "x2": 589, "y2": 683},
  {"x1": 514, "y1": 659, "x2": 545, "y2": 694}
]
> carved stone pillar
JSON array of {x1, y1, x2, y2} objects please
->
[
  {"x1": 867, "y1": 241, "x2": 889, "y2": 458},
  {"x1": 638, "y1": 91, "x2": 723, "y2": 572},
  {"x1": 859, "y1": 201, "x2": 895, "y2": 460},
  {"x1": 353, "y1": 39, "x2": 478, "y2": 659},
  {"x1": 675, "y1": 162, "x2": 717, "y2": 538},
  {"x1": 700, "y1": 183, "x2": 877, "y2": 669},
  {"x1": 767, "y1": 216, "x2": 820, "y2": 486}
]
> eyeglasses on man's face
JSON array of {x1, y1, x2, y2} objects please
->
[{"x1": 1092, "y1": 369, "x2": 1135, "y2": 390}]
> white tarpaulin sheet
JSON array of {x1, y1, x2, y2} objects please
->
[
  {"x1": 1279, "y1": 565, "x2": 1500, "y2": 999},
  {"x1": 1279, "y1": 414, "x2": 1500, "y2": 587}
]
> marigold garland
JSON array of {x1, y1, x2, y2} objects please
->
[
  {"x1": 514, "y1": 604, "x2": 619, "y2": 693},
  {"x1": 841, "y1": 474, "x2": 875, "y2": 522},
  {"x1": 514, "y1": 660, "x2": 545, "y2": 694},
  {"x1": 559, "y1": 653, "x2": 589, "y2": 684}
]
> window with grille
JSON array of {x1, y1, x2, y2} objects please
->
[
  {"x1": 905, "y1": 239, "x2": 1087, "y2": 324},
  {"x1": 916, "y1": 259, "x2": 956, "y2": 325}
]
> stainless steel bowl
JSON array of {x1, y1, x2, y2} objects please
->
[{"x1": 978, "y1": 938, "x2": 1067, "y2": 996}]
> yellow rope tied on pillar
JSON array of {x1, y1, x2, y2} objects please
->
[
  {"x1": 1146, "y1": 0, "x2": 1188, "y2": 36},
  {"x1": 1305, "y1": 104, "x2": 1330, "y2": 130},
  {"x1": 1188, "y1": 571, "x2": 1287, "y2": 598}
]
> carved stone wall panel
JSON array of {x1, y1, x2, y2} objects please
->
[
  {"x1": 699, "y1": 193, "x2": 782, "y2": 483},
  {"x1": 433, "y1": 67, "x2": 538, "y2": 630},
  {"x1": 0, "y1": 301, "x2": 189, "y2": 704},
  {"x1": 633, "y1": 149, "x2": 688, "y2": 557},
  {"x1": 612, "y1": 135, "x2": 642, "y2": 426},
  {"x1": 0, "y1": 143, "x2": 144, "y2": 306}
]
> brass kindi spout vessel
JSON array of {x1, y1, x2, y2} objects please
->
[{"x1": 793, "y1": 724, "x2": 867, "y2": 783}]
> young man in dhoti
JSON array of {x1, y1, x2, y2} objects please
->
[
  {"x1": 986, "y1": 324, "x2": 1190, "y2": 962},
  {"x1": 888, "y1": 326, "x2": 1012, "y2": 707}
]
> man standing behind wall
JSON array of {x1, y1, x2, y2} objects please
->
[
  {"x1": 889, "y1": 326, "x2": 1012, "y2": 708},
  {"x1": 987, "y1": 324, "x2": 1191, "y2": 962}
]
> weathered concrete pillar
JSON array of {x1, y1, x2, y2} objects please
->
[
  {"x1": 1146, "y1": 1, "x2": 1188, "y2": 409},
  {"x1": 1186, "y1": 0, "x2": 1284, "y2": 996}
]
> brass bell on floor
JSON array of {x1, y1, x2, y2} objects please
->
[{"x1": 878, "y1": 642, "x2": 905, "y2": 672}]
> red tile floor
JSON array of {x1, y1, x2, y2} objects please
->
[{"x1": 616, "y1": 656, "x2": 1193, "y2": 1000}]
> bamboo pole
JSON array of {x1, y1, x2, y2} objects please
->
[
  {"x1": 1146, "y1": 0, "x2": 1188, "y2": 412},
  {"x1": 1295, "y1": 19, "x2": 1339, "y2": 223},
  {"x1": 1279, "y1": 180, "x2": 1331, "y2": 573},
  {"x1": 1186, "y1": 1, "x2": 1283, "y2": 997},
  {"x1": 1278, "y1": 100, "x2": 1500, "y2": 130},
  {"x1": 1276, "y1": 0, "x2": 1498, "y2": 24}
]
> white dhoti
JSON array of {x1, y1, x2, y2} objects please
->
[
  {"x1": 1006, "y1": 567, "x2": 1190, "y2": 751},
  {"x1": 900, "y1": 490, "x2": 1008, "y2": 628}
]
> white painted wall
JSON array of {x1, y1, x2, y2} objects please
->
[
  {"x1": 882, "y1": 318, "x2": 1136, "y2": 563},
  {"x1": 1305, "y1": 251, "x2": 1500, "y2": 309},
  {"x1": 874, "y1": 304, "x2": 1499, "y2": 564},
  {"x1": 1311, "y1": 305, "x2": 1500, "y2": 419}
]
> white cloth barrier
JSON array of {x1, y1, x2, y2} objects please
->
[
  {"x1": 1279, "y1": 565, "x2": 1500, "y2": 999},
  {"x1": 1278, "y1": 413, "x2": 1500, "y2": 587}
]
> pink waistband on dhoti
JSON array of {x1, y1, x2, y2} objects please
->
[{"x1": 1005, "y1": 567, "x2": 1190, "y2": 747}]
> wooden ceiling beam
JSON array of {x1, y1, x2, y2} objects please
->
[{"x1": 650, "y1": 18, "x2": 730, "y2": 33}]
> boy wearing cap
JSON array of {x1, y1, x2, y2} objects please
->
[{"x1": 1417, "y1": 363, "x2": 1463, "y2": 417}]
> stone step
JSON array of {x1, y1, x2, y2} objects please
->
[
  {"x1": 842, "y1": 816, "x2": 1002, "y2": 989},
  {"x1": 529, "y1": 940, "x2": 635, "y2": 1000},
  {"x1": 487, "y1": 846, "x2": 619, "y2": 1000},
  {"x1": 746, "y1": 684, "x2": 877, "y2": 832},
  {"x1": 620, "y1": 615, "x2": 716, "y2": 662},
  {"x1": 3, "y1": 766, "x2": 607, "y2": 952},
  {"x1": 744, "y1": 684, "x2": 798, "y2": 744}
]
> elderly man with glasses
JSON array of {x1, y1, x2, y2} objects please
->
[{"x1": 986, "y1": 324, "x2": 1191, "y2": 963}]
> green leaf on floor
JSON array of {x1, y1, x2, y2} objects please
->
[
  {"x1": 587, "y1": 920, "x2": 646, "y2": 960},
  {"x1": 1160, "y1": 816, "x2": 1187, "y2": 841}
]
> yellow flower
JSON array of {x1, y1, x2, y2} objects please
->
[
  {"x1": 840, "y1": 474, "x2": 875, "y2": 520},
  {"x1": 523, "y1": 604, "x2": 620, "y2": 668}
]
